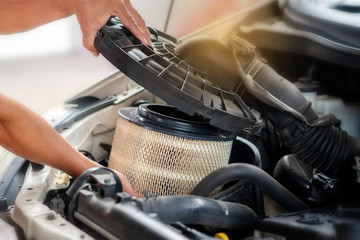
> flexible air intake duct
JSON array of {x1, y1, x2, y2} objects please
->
[
  {"x1": 175, "y1": 36, "x2": 360, "y2": 178},
  {"x1": 109, "y1": 104, "x2": 235, "y2": 196}
]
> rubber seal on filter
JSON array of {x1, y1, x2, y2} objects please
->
[{"x1": 118, "y1": 103, "x2": 235, "y2": 140}]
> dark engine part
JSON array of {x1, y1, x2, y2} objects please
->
[
  {"x1": 66, "y1": 167, "x2": 189, "y2": 240},
  {"x1": 66, "y1": 167, "x2": 122, "y2": 199},
  {"x1": 175, "y1": 36, "x2": 360, "y2": 180},
  {"x1": 74, "y1": 190, "x2": 190, "y2": 240},
  {"x1": 95, "y1": 20, "x2": 259, "y2": 136},
  {"x1": 66, "y1": 167, "x2": 259, "y2": 239},
  {"x1": 273, "y1": 154, "x2": 352, "y2": 205},
  {"x1": 134, "y1": 195, "x2": 257, "y2": 231},
  {"x1": 256, "y1": 205, "x2": 360, "y2": 240},
  {"x1": 273, "y1": 154, "x2": 313, "y2": 202},
  {"x1": 192, "y1": 163, "x2": 308, "y2": 212}
]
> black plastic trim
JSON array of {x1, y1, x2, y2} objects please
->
[
  {"x1": 118, "y1": 104, "x2": 235, "y2": 140},
  {"x1": 95, "y1": 19, "x2": 257, "y2": 135}
]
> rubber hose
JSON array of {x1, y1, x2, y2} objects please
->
[
  {"x1": 191, "y1": 163, "x2": 309, "y2": 211},
  {"x1": 240, "y1": 57, "x2": 356, "y2": 177},
  {"x1": 134, "y1": 195, "x2": 257, "y2": 230}
]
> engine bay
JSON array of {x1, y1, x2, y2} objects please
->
[{"x1": 3, "y1": 0, "x2": 360, "y2": 239}]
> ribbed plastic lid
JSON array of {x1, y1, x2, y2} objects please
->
[{"x1": 95, "y1": 18, "x2": 258, "y2": 135}]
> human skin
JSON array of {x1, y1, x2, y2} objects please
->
[
  {"x1": 0, "y1": 94, "x2": 140, "y2": 196},
  {"x1": 0, "y1": 0, "x2": 151, "y2": 56}
]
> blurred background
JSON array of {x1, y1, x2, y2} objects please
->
[{"x1": 0, "y1": 0, "x2": 261, "y2": 114}]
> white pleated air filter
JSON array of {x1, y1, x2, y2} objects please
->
[{"x1": 109, "y1": 104, "x2": 235, "y2": 196}]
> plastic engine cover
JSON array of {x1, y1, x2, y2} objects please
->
[{"x1": 94, "y1": 18, "x2": 259, "y2": 136}]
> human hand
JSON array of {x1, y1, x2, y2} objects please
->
[
  {"x1": 74, "y1": 0, "x2": 151, "y2": 56},
  {"x1": 112, "y1": 169, "x2": 141, "y2": 197}
]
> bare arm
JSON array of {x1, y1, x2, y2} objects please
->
[
  {"x1": 0, "y1": 0, "x2": 73, "y2": 34},
  {"x1": 0, "y1": 94, "x2": 139, "y2": 196},
  {"x1": 0, "y1": 0, "x2": 151, "y2": 56}
]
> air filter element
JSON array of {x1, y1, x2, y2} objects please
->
[{"x1": 109, "y1": 104, "x2": 235, "y2": 196}]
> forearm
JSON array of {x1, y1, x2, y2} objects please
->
[
  {"x1": 0, "y1": 0, "x2": 74, "y2": 34},
  {"x1": 0, "y1": 94, "x2": 140, "y2": 196},
  {"x1": 0, "y1": 0, "x2": 151, "y2": 56},
  {"x1": 0, "y1": 94, "x2": 97, "y2": 177}
]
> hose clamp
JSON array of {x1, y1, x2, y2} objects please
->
[
  {"x1": 311, "y1": 170, "x2": 338, "y2": 190},
  {"x1": 294, "y1": 120, "x2": 311, "y2": 137}
]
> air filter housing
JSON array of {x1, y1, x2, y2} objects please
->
[{"x1": 109, "y1": 104, "x2": 235, "y2": 196}]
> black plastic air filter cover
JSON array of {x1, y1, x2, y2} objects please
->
[{"x1": 94, "y1": 18, "x2": 258, "y2": 135}]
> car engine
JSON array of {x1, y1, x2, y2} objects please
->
[{"x1": 1, "y1": 0, "x2": 360, "y2": 239}]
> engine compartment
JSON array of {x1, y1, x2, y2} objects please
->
[{"x1": 5, "y1": 0, "x2": 360, "y2": 239}]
